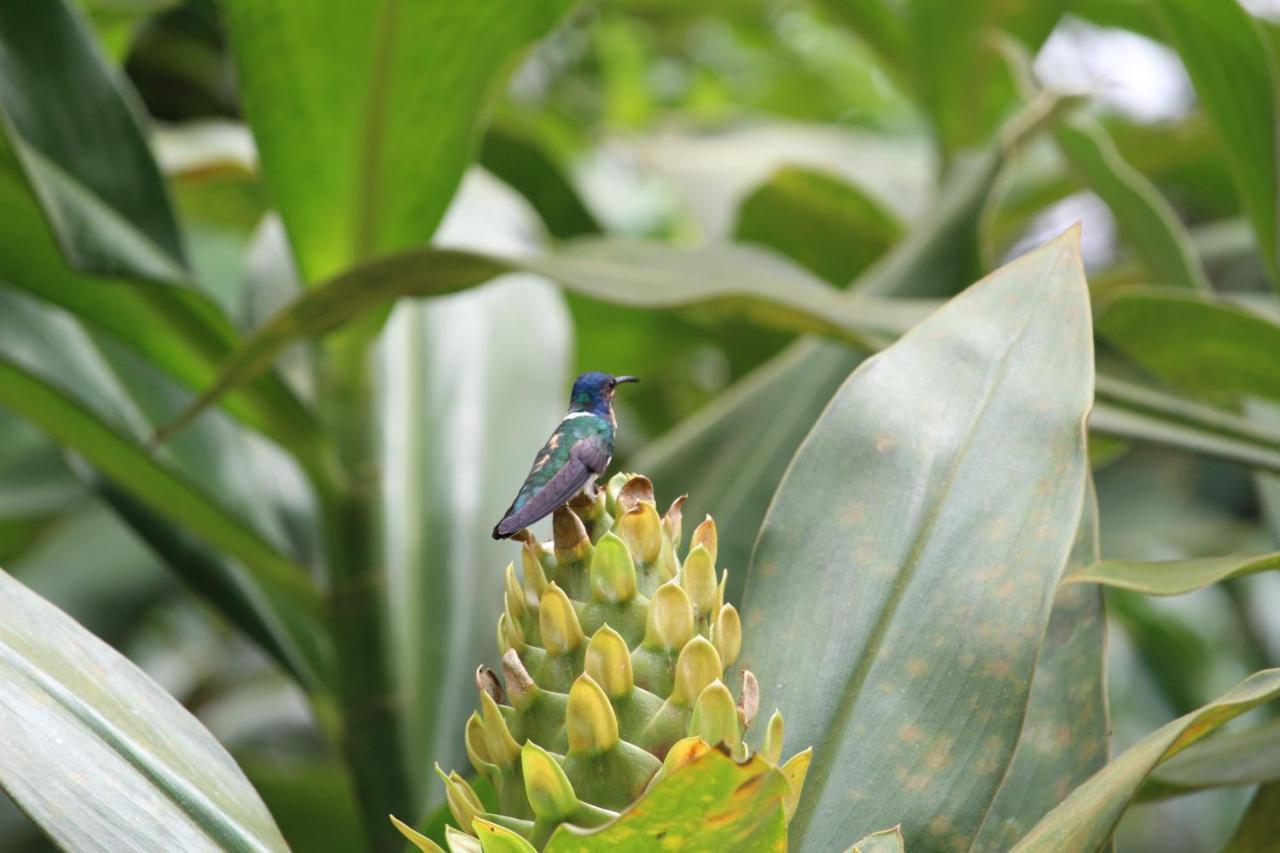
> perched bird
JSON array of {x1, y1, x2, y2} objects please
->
[{"x1": 492, "y1": 372, "x2": 638, "y2": 539}]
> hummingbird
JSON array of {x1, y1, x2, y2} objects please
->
[{"x1": 492, "y1": 372, "x2": 638, "y2": 540}]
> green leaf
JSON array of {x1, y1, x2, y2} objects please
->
[
  {"x1": 0, "y1": 567, "x2": 289, "y2": 852},
  {"x1": 1056, "y1": 115, "x2": 1209, "y2": 291},
  {"x1": 1223, "y1": 781, "x2": 1280, "y2": 852},
  {"x1": 0, "y1": 0, "x2": 186, "y2": 281},
  {"x1": 847, "y1": 826, "x2": 905, "y2": 853},
  {"x1": 733, "y1": 166, "x2": 903, "y2": 286},
  {"x1": 152, "y1": 242, "x2": 904, "y2": 444},
  {"x1": 1012, "y1": 668, "x2": 1280, "y2": 851},
  {"x1": 479, "y1": 125, "x2": 601, "y2": 241},
  {"x1": 1149, "y1": 0, "x2": 1280, "y2": 284},
  {"x1": 475, "y1": 819, "x2": 538, "y2": 853},
  {"x1": 739, "y1": 228, "x2": 1093, "y2": 849},
  {"x1": 1138, "y1": 717, "x2": 1280, "y2": 799},
  {"x1": 0, "y1": 128, "x2": 322, "y2": 470},
  {"x1": 637, "y1": 144, "x2": 1006, "y2": 603},
  {"x1": 380, "y1": 279, "x2": 571, "y2": 798},
  {"x1": 1089, "y1": 402, "x2": 1280, "y2": 474},
  {"x1": 1096, "y1": 288, "x2": 1280, "y2": 405},
  {"x1": 0, "y1": 355, "x2": 330, "y2": 691},
  {"x1": 222, "y1": 0, "x2": 577, "y2": 282},
  {"x1": 903, "y1": 0, "x2": 1067, "y2": 152},
  {"x1": 544, "y1": 748, "x2": 788, "y2": 851},
  {"x1": 972, "y1": 487, "x2": 1107, "y2": 851},
  {"x1": 1067, "y1": 552, "x2": 1280, "y2": 595}
]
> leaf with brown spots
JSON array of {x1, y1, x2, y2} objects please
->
[
  {"x1": 543, "y1": 748, "x2": 788, "y2": 852},
  {"x1": 739, "y1": 229, "x2": 1094, "y2": 850}
]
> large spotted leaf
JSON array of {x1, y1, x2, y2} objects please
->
[{"x1": 739, "y1": 228, "x2": 1094, "y2": 849}]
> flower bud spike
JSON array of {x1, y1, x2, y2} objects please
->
[
  {"x1": 435, "y1": 764, "x2": 486, "y2": 835},
  {"x1": 617, "y1": 474, "x2": 655, "y2": 513},
  {"x1": 688, "y1": 680, "x2": 741, "y2": 752},
  {"x1": 504, "y1": 564, "x2": 527, "y2": 621},
  {"x1": 521, "y1": 741, "x2": 579, "y2": 821},
  {"x1": 501, "y1": 648, "x2": 536, "y2": 710},
  {"x1": 566, "y1": 674, "x2": 619, "y2": 754},
  {"x1": 479, "y1": 690, "x2": 521, "y2": 768},
  {"x1": 712, "y1": 603, "x2": 742, "y2": 669},
  {"x1": 476, "y1": 665, "x2": 505, "y2": 706},
  {"x1": 738, "y1": 670, "x2": 759, "y2": 730},
  {"x1": 671, "y1": 636, "x2": 723, "y2": 706},
  {"x1": 539, "y1": 583, "x2": 584, "y2": 655},
  {"x1": 519, "y1": 541, "x2": 550, "y2": 598},
  {"x1": 585, "y1": 625, "x2": 634, "y2": 699},
  {"x1": 589, "y1": 532, "x2": 637, "y2": 603},
  {"x1": 717, "y1": 570, "x2": 727, "y2": 614},
  {"x1": 762, "y1": 709, "x2": 785, "y2": 764},
  {"x1": 690, "y1": 516, "x2": 717, "y2": 566},
  {"x1": 662, "y1": 495, "x2": 688, "y2": 551},
  {"x1": 680, "y1": 545, "x2": 718, "y2": 623},
  {"x1": 644, "y1": 580, "x2": 695, "y2": 652},
  {"x1": 553, "y1": 507, "x2": 592, "y2": 566},
  {"x1": 781, "y1": 748, "x2": 814, "y2": 820},
  {"x1": 569, "y1": 485, "x2": 612, "y2": 543},
  {"x1": 391, "y1": 814, "x2": 445, "y2": 852}
]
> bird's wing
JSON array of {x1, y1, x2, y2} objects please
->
[{"x1": 493, "y1": 435, "x2": 609, "y2": 538}]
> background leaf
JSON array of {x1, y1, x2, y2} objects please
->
[
  {"x1": 1067, "y1": 551, "x2": 1280, "y2": 596},
  {"x1": 739, "y1": 229, "x2": 1093, "y2": 849},
  {"x1": 1149, "y1": 0, "x2": 1279, "y2": 284},
  {"x1": 222, "y1": 0, "x2": 578, "y2": 282},
  {"x1": 1139, "y1": 718, "x2": 1280, "y2": 799},
  {"x1": 0, "y1": 568, "x2": 289, "y2": 852},
  {"x1": 1013, "y1": 668, "x2": 1280, "y2": 851}
]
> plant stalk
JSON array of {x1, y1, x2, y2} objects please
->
[{"x1": 315, "y1": 324, "x2": 411, "y2": 853}]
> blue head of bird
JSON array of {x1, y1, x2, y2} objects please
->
[{"x1": 569, "y1": 371, "x2": 638, "y2": 417}]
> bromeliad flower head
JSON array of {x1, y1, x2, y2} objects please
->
[{"x1": 406, "y1": 473, "x2": 812, "y2": 851}]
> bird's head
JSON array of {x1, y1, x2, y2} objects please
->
[{"x1": 569, "y1": 371, "x2": 638, "y2": 414}]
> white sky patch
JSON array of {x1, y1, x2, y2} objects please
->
[{"x1": 1035, "y1": 19, "x2": 1195, "y2": 123}]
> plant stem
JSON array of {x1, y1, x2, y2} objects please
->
[{"x1": 315, "y1": 324, "x2": 411, "y2": 853}]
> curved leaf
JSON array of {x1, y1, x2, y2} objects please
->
[
  {"x1": 0, "y1": 568, "x2": 289, "y2": 852},
  {"x1": 1224, "y1": 782, "x2": 1280, "y2": 852},
  {"x1": 544, "y1": 749, "x2": 788, "y2": 852},
  {"x1": 0, "y1": 0, "x2": 186, "y2": 281},
  {"x1": 0, "y1": 356, "x2": 330, "y2": 691},
  {"x1": 1098, "y1": 289, "x2": 1280, "y2": 404},
  {"x1": 1056, "y1": 115, "x2": 1209, "y2": 291},
  {"x1": 1150, "y1": 0, "x2": 1279, "y2": 284},
  {"x1": 223, "y1": 0, "x2": 577, "y2": 282},
  {"x1": 1139, "y1": 717, "x2": 1280, "y2": 799},
  {"x1": 733, "y1": 166, "x2": 902, "y2": 286},
  {"x1": 1012, "y1": 668, "x2": 1280, "y2": 852},
  {"x1": 479, "y1": 125, "x2": 601, "y2": 241},
  {"x1": 152, "y1": 242, "x2": 902, "y2": 444},
  {"x1": 739, "y1": 228, "x2": 1094, "y2": 849},
  {"x1": 1067, "y1": 552, "x2": 1280, "y2": 596}
]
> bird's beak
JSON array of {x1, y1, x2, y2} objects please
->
[{"x1": 615, "y1": 375, "x2": 639, "y2": 385}]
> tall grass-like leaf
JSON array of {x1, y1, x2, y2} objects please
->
[
  {"x1": 222, "y1": 0, "x2": 578, "y2": 283},
  {"x1": 1223, "y1": 782, "x2": 1280, "y2": 851},
  {"x1": 1138, "y1": 718, "x2": 1280, "y2": 799},
  {"x1": 1149, "y1": 0, "x2": 1280, "y2": 285},
  {"x1": 0, "y1": 568, "x2": 290, "y2": 852},
  {"x1": 0, "y1": 356, "x2": 330, "y2": 691},
  {"x1": 0, "y1": 0, "x2": 186, "y2": 281},
  {"x1": 1013, "y1": 669, "x2": 1280, "y2": 851},
  {"x1": 1067, "y1": 552, "x2": 1280, "y2": 595},
  {"x1": 741, "y1": 228, "x2": 1093, "y2": 849},
  {"x1": 1056, "y1": 115, "x2": 1209, "y2": 291},
  {"x1": 1097, "y1": 288, "x2": 1280, "y2": 404}
]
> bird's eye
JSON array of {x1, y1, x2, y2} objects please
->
[{"x1": 607, "y1": 379, "x2": 616, "y2": 388}]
